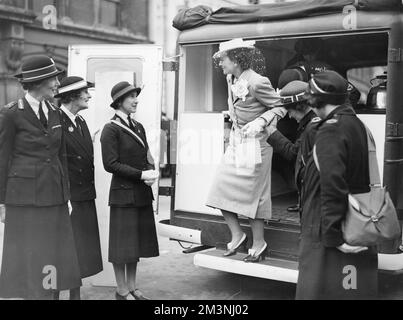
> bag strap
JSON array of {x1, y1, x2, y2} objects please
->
[
  {"x1": 312, "y1": 121, "x2": 381, "y2": 187},
  {"x1": 364, "y1": 124, "x2": 382, "y2": 187}
]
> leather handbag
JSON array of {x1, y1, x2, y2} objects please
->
[
  {"x1": 342, "y1": 126, "x2": 401, "y2": 246},
  {"x1": 313, "y1": 124, "x2": 401, "y2": 246}
]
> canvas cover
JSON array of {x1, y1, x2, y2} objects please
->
[{"x1": 173, "y1": 0, "x2": 402, "y2": 31}]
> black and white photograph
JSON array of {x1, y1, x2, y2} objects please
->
[{"x1": 0, "y1": 0, "x2": 403, "y2": 307}]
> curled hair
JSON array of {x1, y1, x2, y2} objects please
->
[
  {"x1": 214, "y1": 47, "x2": 266, "y2": 75},
  {"x1": 59, "y1": 89, "x2": 85, "y2": 105}
]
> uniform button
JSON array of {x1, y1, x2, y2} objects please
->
[
  {"x1": 46, "y1": 146, "x2": 50, "y2": 150},
  {"x1": 77, "y1": 156, "x2": 82, "y2": 160},
  {"x1": 46, "y1": 159, "x2": 51, "y2": 163},
  {"x1": 79, "y1": 169, "x2": 83, "y2": 173}
]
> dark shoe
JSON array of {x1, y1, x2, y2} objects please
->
[
  {"x1": 287, "y1": 205, "x2": 300, "y2": 213},
  {"x1": 130, "y1": 289, "x2": 150, "y2": 300},
  {"x1": 223, "y1": 234, "x2": 248, "y2": 257},
  {"x1": 70, "y1": 287, "x2": 81, "y2": 300},
  {"x1": 115, "y1": 292, "x2": 135, "y2": 300},
  {"x1": 244, "y1": 243, "x2": 268, "y2": 263}
]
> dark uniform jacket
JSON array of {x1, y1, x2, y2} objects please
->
[
  {"x1": 296, "y1": 104, "x2": 378, "y2": 300},
  {"x1": 0, "y1": 98, "x2": 70, "y2": 206},
  {"x1": 60, "y1": 109, "x2": 96, "y2": 202},
  {"x1": 101, "y1": 114, "x2": 155, "y2": 208},
  {"x1": 268, "y1": 110, "x2": 317, "y2": 189}
]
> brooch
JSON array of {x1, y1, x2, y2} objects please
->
[{"x1": 68, "y1": 126, "x2": 75, "y2": 133}]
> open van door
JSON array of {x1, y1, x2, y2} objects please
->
[{"x1": 68, "y1": 45, "x2": 163, "y2": 286}]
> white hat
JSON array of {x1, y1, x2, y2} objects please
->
[{"x1": 213, "y1": 38, "x2": 256, "y2": 59}]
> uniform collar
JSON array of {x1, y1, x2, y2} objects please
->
[
  {"x1": 115, "y1": 110, "x2": 131, "y2": 126},
  {"x1": 60, "y1": 105, "x2": 78, "y2": 126},
  {"x1": 299, "y1": 109, "x2": 317, "y2": 129},
  {"x1": 325, "y1": 103, "x2": 355, "y2": 121},
  {"x1": 25, "y1": 92, "x2": 48, "y2": 118}
]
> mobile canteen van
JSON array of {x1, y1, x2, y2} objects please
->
[{"x1": 69, "y1": 1, "x2": 403, "y2": 284}]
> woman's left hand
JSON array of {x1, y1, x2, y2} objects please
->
[
  {"x1": 242, "y1": 118, "x2": 267, "y2": 137},
  {"x1": 144, "y1": 179, "x2": 157, "y2": 187}
]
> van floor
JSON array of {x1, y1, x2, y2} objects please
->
[{"x1": 271, "y1": 192, "x2": 300, "y2": 224}]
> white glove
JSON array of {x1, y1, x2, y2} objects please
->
[
  {"x1": 241, "y1": 118, "x2": 267, "y2": 137},
  {"x1": 0, "y1": 204, "x2": 5, "y2": 224},
  {"x1": 67, "y1": 201, "x2": 73, "y2": 216},
  {"x1": 144, "y1": 180, "x2": 157, "y2": 187},
  {"x1": 337, "y1": 243, "x2": 368, "y2": 254},
  {"x1": 141, "y1": 170, "x2": 159, "y2": 181}
]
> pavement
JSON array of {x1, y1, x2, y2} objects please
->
[{"x1": 2, "y1": 178, "x2": 403, "y2": 300}]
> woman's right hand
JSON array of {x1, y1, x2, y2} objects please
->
[
  {"x1": 0, "y1": 204, "x2": 6, "y2": 224},
  {"x1": 141, "y1": 170, "x2": 159, "y2": 181}
]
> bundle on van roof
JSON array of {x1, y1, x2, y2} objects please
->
[{"x1": 173, "y1": 0, "x2": 402, "y2": 32}]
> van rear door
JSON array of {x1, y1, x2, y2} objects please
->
[{"x1": 68, "y1": 44, "x2": 163, "y2": 286}]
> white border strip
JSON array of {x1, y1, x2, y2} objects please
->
[{"x1": 58, "y1": 80, "x2": 88, "y2": 94}]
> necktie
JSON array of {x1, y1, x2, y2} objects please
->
[
  {"x1": 75, "y1": 116, "x2": 84, "y2": 137},
  {"x1": 38, "y1": 102, "x2": 48, "y2": 129},
  {"x1": 127, "y1": 115, "x2": 136, "y2": 132}
]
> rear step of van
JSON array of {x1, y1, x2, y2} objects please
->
[
  {"x1": 194, "y1": 249, "x2": 299, "y2": 284},
  {"x1": 194, "y1": 249, "x2": 403, "y2": 283}
]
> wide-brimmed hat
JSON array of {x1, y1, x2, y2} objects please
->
[
  {"x1": 275, "y1": 81, "x2": 309, "y2": 108},
  {"x1": 15, "y1": 55, "x2": 64, "y2": 83},
  {"x1": 55, "y1": 76, "x2": 94, "y2": 98},
  {"x1": 110, "y1": 81, "x2": 142, "y2": 108},
  {"x1": 213, "y1": 38, "x2": 256, "y2": 59}
]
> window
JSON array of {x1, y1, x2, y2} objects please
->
[
  {"x1": 31, "y1": 0, "x2": 55, "y2": 13},
  {"x1": 65, "y1": 0, "x2": 95, "y2": 26},
  {"x1": 62, "y1": 0, "x2": 120, "y2": 28},
  {"x1": 0, "y1": 0, "x2": 27, "y2": 9},
  {"x1": 99, "y1": 0, "x2": 120, "y2": 27}
]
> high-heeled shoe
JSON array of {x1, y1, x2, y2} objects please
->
[
  {"x1": 244, "y1": 243, "x2": 268, "y2": 263},
  {"x1": 115, "y1": 292, "x2": 135, "y2": 300},
  {"x1": 223, "y1": 233, "x2": 248, "y2": 257},
  {"x1": 130, "y1": 289, "x2": 151, "y2": 300}
]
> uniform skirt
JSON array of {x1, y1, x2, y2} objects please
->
[
  {"x1": 0, "y1": 205, "x2": 82, "y2": 299},
  {"x1": 108, "y1": 204, "x2": 159, "y2": 264},
  {"x1": 71, "y1": 200, "x2": 103, "y2": 279},
  {"x1": 206, "y1": 128, "x2": 273, "y2": 220},
  {"x1": 296, "y1": 237, "x2": 378, "y2": 300}
]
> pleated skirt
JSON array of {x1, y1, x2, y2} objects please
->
[
  {"x1": 108, "y1": 205, "x2": 159, "y2": 264},
  {"x1": 0, "y1": 205, "x2": 82, "y2": 299},
  {"x1": 70, "y1": 200, "x2": 103, "y2": 279}
]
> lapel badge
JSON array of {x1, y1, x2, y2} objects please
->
[{"x1": 68, "y1": 126, "x2": 75, "y2": 133}]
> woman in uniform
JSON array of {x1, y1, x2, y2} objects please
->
[
  {"x1": 101, "y1": 81, "x2": 160, "y2": 300},
  {"x1": 0, "y1": 55, "x2": 81, "y2": 300},
  {"x1": 56, "y1": 76, "x2": 103, "y2": 300},
  {"x1": 206, "y1": 39, "x2": 287, "y2": 262}
]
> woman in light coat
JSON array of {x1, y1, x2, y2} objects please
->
[{"x1": 206, "y1": 39, "x2": 287, "y2": 262}]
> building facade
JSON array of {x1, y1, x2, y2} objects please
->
[
  {"x1": 0, "y1": 0, "x2": 150, "y2": 106},
  {"x1": 148, "y1": 0, "x2": 289, "y2": 119}
]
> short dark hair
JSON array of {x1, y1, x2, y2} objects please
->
[
  {"x1": 288, "y1": 101, "x2": 311, "y2": 112},
  {"x1": 21, "y1": 79, "x2": 47, "y2": 91},
  {"x1": 308, "y1": 94, "x2": 347, "y2": 109},
  {"x1": 59, "y1": 89, "x2": 85, "y2": 105},
  {"x1": 111, "y1": 91, "x2": 135, "y2": 110}
]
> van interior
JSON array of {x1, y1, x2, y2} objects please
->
[{"x1": 178, "y1": 32, "x2": 388, "y2": 224}]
